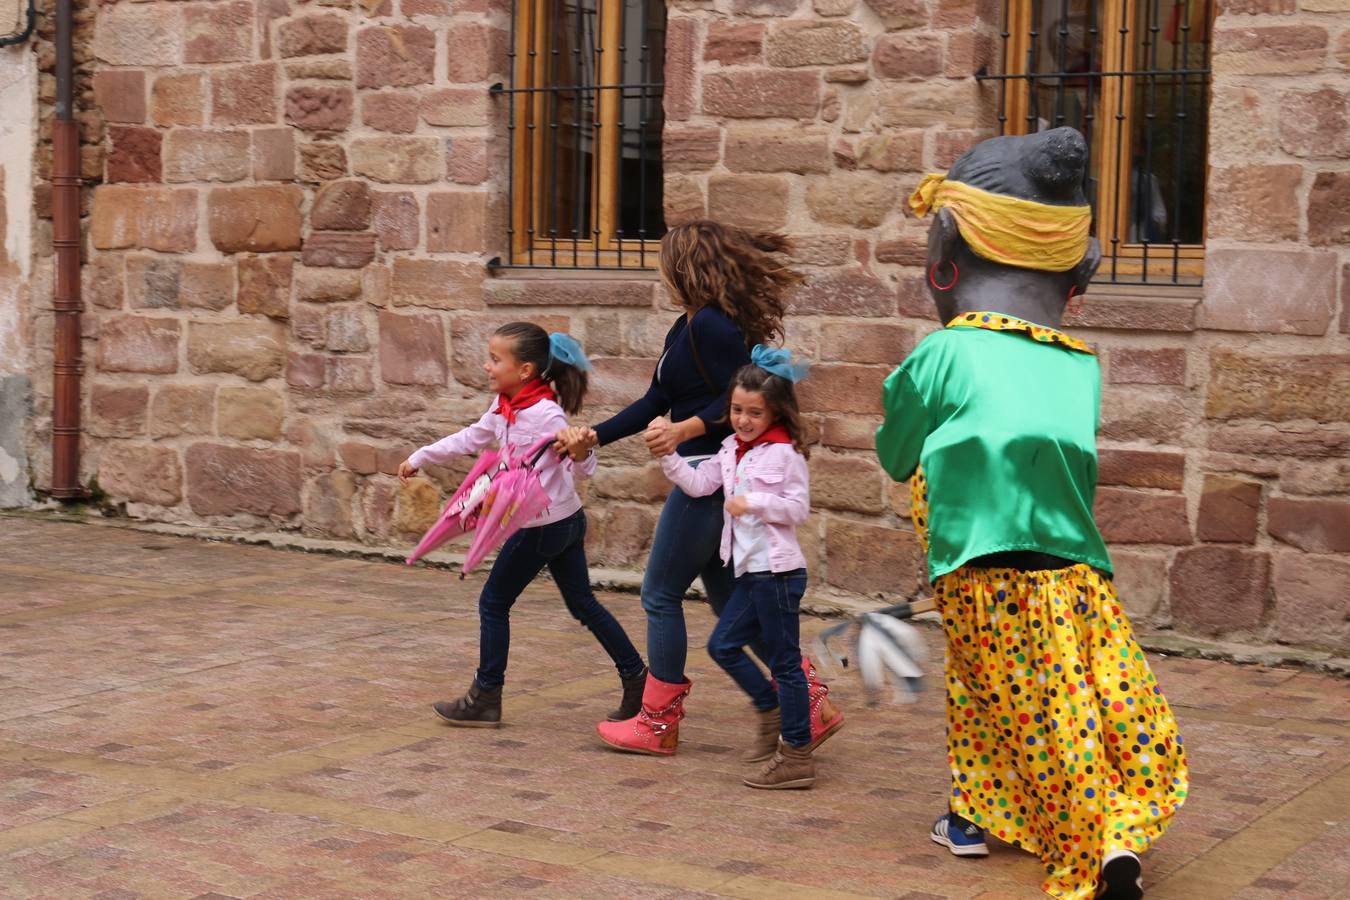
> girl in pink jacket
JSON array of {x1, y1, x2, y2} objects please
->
[
  {"x1": 398, "y1": 322, "x2": 647, "y2": 730},
  {"x1": 658, "y1": 346, "x2": 817, "y2": 790}
]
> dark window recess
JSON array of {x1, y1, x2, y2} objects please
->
[
  {"x1": 493, "y1": 0, "x2": 666, "y2": 270},
  {"x1": 978, "y1": 0, "x2": 1213, "y2": 285}
]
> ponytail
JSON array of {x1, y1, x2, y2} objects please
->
[{"x1": 493, "y1": 322, "x2": 590, "y2": 415}]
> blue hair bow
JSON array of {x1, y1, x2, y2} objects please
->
[
  {"x1": 750, "y1": 344, "x2": 809, "y2": 383},
  {"x1": 546, "y1": 332, "x2": 591, "y2": 374}
]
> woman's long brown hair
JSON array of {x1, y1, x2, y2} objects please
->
[{"x1": 659, "y1": 220, "x2": 804, "y2": 346}]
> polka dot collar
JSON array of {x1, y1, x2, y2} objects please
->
[{"x1": 946, "y1": 311, "x2": 1094, "y2": 355}]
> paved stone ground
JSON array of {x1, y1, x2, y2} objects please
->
[{"x1": 1, "y1": 515, "x2": 1348, "y2": 899}]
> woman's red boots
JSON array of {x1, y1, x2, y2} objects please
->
[{"x1": 596, "y1": 673, "x2": 692, "y2": 755}]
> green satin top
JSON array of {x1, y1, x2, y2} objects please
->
[{"x1": 875, "y1": 312, "x2": 1112, "y2": 581}]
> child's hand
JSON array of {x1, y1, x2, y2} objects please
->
[
  {"x1": 724, "y1": 495, "x2": 750, "y2": 518},
  {"x1": 644, "y1": 417, "x2": 678, "y2": 457},
  {"x1": 397, "y1": 460, "x2": 418, "y2": 483}
]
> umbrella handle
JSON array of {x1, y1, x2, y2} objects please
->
[{"x1": 526, "y1": 436, "x2": 564, "y2": 469}]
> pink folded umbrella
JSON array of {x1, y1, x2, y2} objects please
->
[{"x1": 404, "y1": 436, "x2": 561, "y2": 575}]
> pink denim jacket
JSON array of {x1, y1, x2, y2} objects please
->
[
  {"x1": 408, "y1": 399, "x2": 596, "y2": 528},
  {"x1": 661, "y1": 436, "x2": 810, "y2": 574}
]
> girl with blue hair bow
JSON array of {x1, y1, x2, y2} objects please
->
[
  {"x1": 656, "y1": 346, "x2": 821, "y2": 789},
  {"x1": 399, "y1": 322, "x2": 647, "y2": 729}
]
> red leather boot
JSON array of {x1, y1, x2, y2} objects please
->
[
  {"x1": 804, "y1": 658, "x2": 844, "y2": 751},
  {"x1": 596, "y1": 673, "x2": 691, "y2": 756}
]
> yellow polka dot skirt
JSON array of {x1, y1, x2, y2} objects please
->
[{"x1": 913, "y1": 470, "x2": 1188, "y2": 899}]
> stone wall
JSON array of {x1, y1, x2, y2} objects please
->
[{"x1": 15, "y1": 0, "x2": 1350, "y2": 656}]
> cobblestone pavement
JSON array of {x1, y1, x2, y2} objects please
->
[{"x1": 2, "y1": 515, "x2": 1348, "y2": 899}]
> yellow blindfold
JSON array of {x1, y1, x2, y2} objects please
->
[{"x1": 908, "y1": 173, "x2": 1092, "y2": 273}]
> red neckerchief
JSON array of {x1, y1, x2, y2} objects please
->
[
  {"x1": 735, "y1": 424, "x2": 792, "y2": 463},
  {"x1": 495, "y1": 379, "x2": 556, "y2": 424}
]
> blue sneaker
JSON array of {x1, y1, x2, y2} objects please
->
[{"x1": 930, "y1": 814, "x2": 989, "y2": 858}]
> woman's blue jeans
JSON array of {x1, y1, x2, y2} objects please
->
[
  {"x1": 476, "y1": 510, "x2": 644, "y2": 690},
  {"x1": 641, "y1": 485, "x2": 768, "y2": 684}
]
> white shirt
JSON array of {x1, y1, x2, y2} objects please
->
[{"x1": 731, "y1": 455, "x2": 772, "y2": 576}]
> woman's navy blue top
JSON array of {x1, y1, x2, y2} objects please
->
[{"x1": 593, "y1": 306, "x2": 750, "y2": 458}]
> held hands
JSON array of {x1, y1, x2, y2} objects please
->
[
  {"x1": 644, "y1": 417, "x2": 681, "y2": 458},
  {"x1": 553, "y1": 426, "x2": 598, "y2": 462},
  {"x1": 724, "y1": 495, "x2": 750, "y2": 518},
  {"x1": 397, "y1": 459, "x2": 418, "y2": 483}
]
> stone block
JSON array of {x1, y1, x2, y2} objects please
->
[
  {"x1": 705, "y1": 22, "x2": 764, "y2": 65},
  {"x1": 765, "y1": 21, "x2": 867, "y2": 67},
  {"x1": 731, "y1": 0, "x2": 803, "y2": 12},
  {"x1": 149, "y1": 384, "x2": 214, "y2": 438},
  {"x1": 91, "y1": 186, "x2": 198, "y2": 253},
  {"x1": 825, "y1": 518, "x2": 922, "y2": 594},
  {"x1": 1096, "y1": 449, "x2": 1185, "y2": 490},
  {"x1": 208, "y1": 185, "x2": 304, "y2": 253},
  {"x1": 1278, "y1": 87, "x2": 1349, "y2": 159},
  {"x1": 106, "y1": 127, "x2": 163, "y2": 184},
  {"x1": 1206, "y1": 350, "x2": 1350, "y2": 423},
  {"x1": 797, "y1": 364, "x2": 887, "y2": 415},
  {"x1": 218, "y1": 387, "x2": 285, "y2": 441},
  {"x1": 447, "y1": 138, "x2": 490, "y2": 184},
  {"x1": 875, "y1": 233, "x2": 928, "y2": 266},
  {"x1": 806, "y1": 173, "x2": 899, "y2": 228},
  {"x1": 84, "y1": 256, "x2": 126, "y2": 311},
  {"x1": 392, "y1": 259, "x2": 483, "y2": 309},
  {"x1": 664, "y1": 128, "x2": 723, "y2": 173},
  {"x1": 1107, "y1": 347, "x2": 1186, "y2": 385},
  {"x1": 482, "y1": 279, "x2": 653, "y2": 308},
  {"x1": 1308, "y1": 172, "x2": 1350, "y2": 247},
  {"x1": 1213, "y1": 25, "x2": 1328, "y2": 75},
  {"x1": 1267, "y1": 497, "x2": 1350, "y2": 553},
  {"x1": 96, "y1": 316, "x2": 181, "y2": 374},
  {"x1": 1206, "y1": 165, "x2": 1303, "y2": 241},
  {"x1": 820, "y1": 321, "x2": 910, "y2": 364},
  {"x1": 94, "y1": 70, "x2": 146, "y2": 124},
  {"x1": 591, "y1": 464, "x2": 672, "y2": 504},
  {"x1": 785, "y1": 233, "x2": 852, "y2": 266},
  {"x1": 363, "y1": 92, "x2": 419, "y2": 134},
  {"x1": 862, "y1": 0, "x2": 927, "y2": 29},
  {"x1": 98, "y1": 443, "x2": 183, "y2": 506},
  {"x1": 878, "y1": 82, "x2": 985, "y2": 128},
  {"x1": 302, "y1": 233, "x2": 377, "y2": 269},
  {"x1": 1273, "y1": 552, "x2": 1350, "y2": 653},
  {"x1": 153, "y1": 73, "x2": 205, "y2": 127},
  {"x1": 420, "y1": 88, "x2": 491, "y2": 127},
  {"x1": 1208, "y1": 423, "x2": 1350, "y2": 459},
  {"x1": 286, "y1": 351, "x2": 326, "y2": 389},
  {"x1": 1196, "y1": 475, "x2": 1261, "y2": 544},
  {"x1": 186, "y1": 443, "x2": 302, "y2": 517},
  {"x1": 873, "y1": 33, "x2": 942, "y2": 79},
  {"x1": 445, "y1": 22, "x2": 507, "y2": 82},
  {"x1": 1279, "y1": 459, "x2": 1350, "y2": 496},
  {"x1": 858, "y1": 132, "x2": 924, "y2": 172},
  {"x1": 350, "y1": 136, "x2": 442, "y2": 184},
  {"x1": 303, "y1": 470, "x2": 358, "y2": 539},
  {"x1": 707, "y1": 174, "x2": 789, "y2": 229},
  {"x1": 702, "y1": 70, "x2": 821, "y2": 119},
  {"x1": 300, "y1": 142, "x2": 348, "y2": 183},
  {"x1": 339, "y1": 442, "x2": 379, "y2": 475},
  {"x1": 1109, "y1": 549, "x2": 1168, "y2": 621},
  {"x1": 211, "y1": 64, "x2": 278, "y2": 126},
  {"x1": 790, "y1": 270, "x2": 896, "y2": 317},
  {"x1": 163, "y1": 129, "x2": 250, "y2": 183},
  {"x1": 1208, "y1": 85, "x2": 1277, "y2": 164},
  {"x1": 664, "y1": 175, "x2": 706, "y2": 226},
  {"x1": 180, "y1": 262, "x2": 235, "y2": 311},
  {"x1": 372, "y1": 191, "x2": 420, "y2": 250},
  {"x1": 278, "y1": 14, "x2": 349, "y2": 58},
  {"x1": 187, "y1": 320, "x2": 287, "y2": 381},
  {"x1": 589, "y1": 504, "x2": 657, "y2": 567},
  {"x1": 357, "y1": 26, "x2": 436, "y2": 88},
  {"x1": 427, "y1": 192, "x2": 489, "y2": 252},
  {"x1": 664, "y1": 16, "x2": 696, "y2": 122},
  {"x1": 183, "y1": 0, "x2": 253, "y2": 64},
  {"x1": 89, "y1": 384, "x2": 149, "y2": 438},
  {"x1": 285, "y1": 86, "x2": 354, "y2": 132},
  {"x1": 821, "y1": 415, "x2": 880, "y2": 451},
  {"x1": 252, "y1": 129, "x2": 296, "y2": 182},
  {"x1": 811, "y1": 451, "x2": 885, "y2": 514},
  {"x1": 312, "y1": 181, "x2": 372, "y2": 233},
  {"x1": 1169, "y1": 546, "x2": 1269, "y2": 636},
  {"x1": 361, "y1": 478, "x2": 398, "y2": 540},
  {"x1": 587, "y1": 357, "x2": 660, "y2": 406},
  {"x1": 724, "y1": 129, "x2": 831, "y2": 174},
  {"x1": 296, "y1": 267, "x2": 363, "y2": 303},
  {"x1": 1094, "y1": 487, "x2": 1192, "y2": 544},
  {"x1": 95, "y1": 4, "x2": 184, "y2": 66},
  {"x1": 1066, "y1": 293, "x2": 1197, "y2": 332},
  {"x1": 379, "y1": 311, "x2": 448, "y2": 385},
  {"x1": 126, "y1": 256, "x2": 182, "y2": 310},
  {"x1": 237, "y1": 256, "x2": 293, "y2": 319}
]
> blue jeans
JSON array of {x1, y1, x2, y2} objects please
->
[
  {"x1": 643, "y1": 485, "x2": 773, "y2": 684},
  {"x1": 475, "y1": 510, "x2": 644, "y2": 689},
  {"x1": 707, "y1": 569, "x2": 810, "y2": 747}
]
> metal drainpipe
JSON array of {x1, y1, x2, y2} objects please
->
[{"x1": 50, "y1": 0, "x2": 84, "y2": 499}]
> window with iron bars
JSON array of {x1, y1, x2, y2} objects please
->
[
  {"x1": 979, "y1": 0, "x2": 1213, "y2": 285},
  {"x1": 491, "y1": 0, "x2": 666, "y2": 271}
]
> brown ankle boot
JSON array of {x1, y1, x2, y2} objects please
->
[
  {"x1": 433, "y1": 682, "x2": 501, "y2": 728},
  {"x1": 743, "y1": 708, "x2": 781, "y2": 763},
  {"x1": 607, "y1": 666, "x2": 648, "y2": 722},
  {"x1": 743, "y1": 739, "x2": 815, "y2": 790}
]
